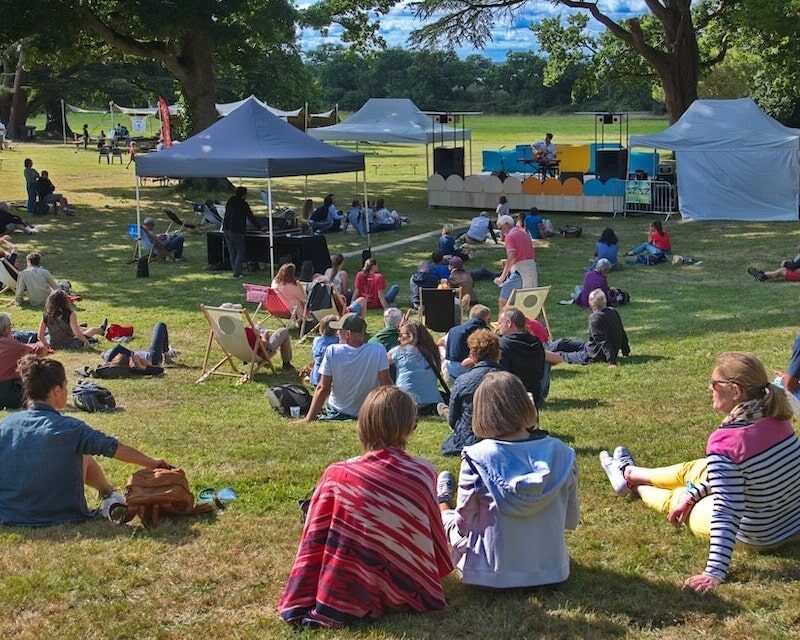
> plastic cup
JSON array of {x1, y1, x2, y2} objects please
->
[{"x1": 290, "y1": 406, "x2": 301, "y2": 418}]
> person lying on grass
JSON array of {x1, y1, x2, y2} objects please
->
[
  {"x1": 279, "y1": 386, "x2": 452, "y2": 628},
  {"x1": 599, "y1": 351, "x2": 800, "y2": 593},
  {"x1": 437, "y1": 371, "x2": 578, "y2": 588},
  {"x1": 0, "y1": 355, "x2": 171, "y2": 527},
  {"x1": 748, "y1": 245, "x2": 800, "y2": 282}
]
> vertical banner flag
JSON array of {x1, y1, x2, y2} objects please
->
[{"x1": 158, "y1": 96, "x2": 172, "y2": 148}]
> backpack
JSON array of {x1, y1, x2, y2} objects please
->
[
  {"x1": 265, "y1": 384, "x2": 313, "y2": 416},
  {"x1": 121, "y1": 468, "x2": 214, "y2": 527},
  {"x1": 72, "y1": 381, "x2": 116, "y2": 412},
  {"x1": 559, "y1": 225, "x2": 582, "y2": 238},
  {"x1": 608, "y1": 287, "x2": 630, "y2": 306},
  {"x1": 310, "y1": 205, "x2": 329, "y2": 222}
]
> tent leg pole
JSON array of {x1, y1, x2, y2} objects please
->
[
  {"x1": 268, "y1": 179, "x2": 275, "y2": 282},
  {"x1": 135, "y1": 175, "x2": 142, "y2": 256},
  {"x1": 363, "y1": 172, "x2": 370, "y2": 251},
  {"x1": 304, "y1": 175, "x2": 308, "y2": 200},
  {"x1": 61, "y1": 99, "x2": 67, "y2": 145},
  {"x1": 426, "y1": 144, "x2": 431, "y2": 209}
]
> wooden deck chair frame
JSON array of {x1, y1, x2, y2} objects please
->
[
  {"x1": 0, "y1": 257, "x2": 19, "y2": 304},
  {"x1": 298, "y1": 281, "x2": 340, "y2": 341},
  {"x1": 243, "y1": 283, "x2": 290, "y2": 328},
  {"x1": 197, "y1": 304, "x2": 276, "y2": 385},
  {"x1": 418, "y1": 287, "x2": 462, "y2": 333},
  {"x1": 164, "y1": 209, "x2": 197, "y2": 235},
  {"x1": 506, "y1": 285, "x2": 552, "y2": 338}
]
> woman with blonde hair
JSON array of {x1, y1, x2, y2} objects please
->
[
  {"x1": 279, "y1": 386, "x2": 452, "y2": 628},
  {"x1": 437, "y1": 371, "x2": 578, "y2": 587},
  {"x1": 600, "y1": 352, "x2": 800, "y2": 593}
]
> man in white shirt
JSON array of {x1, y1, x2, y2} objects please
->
[
  {"x1": 297, "y1": 313, "x2": 391, "y2": 421},
  {"x1": 532, "y1": 133, "x2": 556, "y2": 162},
  {"x1": 15, "y1": 252, "x2": 57, "y2": 307}
]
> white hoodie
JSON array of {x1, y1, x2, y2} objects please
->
[{"x1": 448, "y1": 432, "x2": 579, "y2": 588}]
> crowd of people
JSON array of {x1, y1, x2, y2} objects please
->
[{"x1": 2, "y1": 158, "x2": 800, "y2": 634}]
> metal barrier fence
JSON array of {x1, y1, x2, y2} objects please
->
[{"x1": 615, "y1": 180, "x2": 679, "y2": 220}]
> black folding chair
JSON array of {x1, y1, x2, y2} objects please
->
[{"x1": 419, "y1": 288, "x2": 460, "y2": 333}]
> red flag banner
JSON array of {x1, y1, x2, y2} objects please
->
[{"x1": 158, "y1": 96, "x2": 172, "y2": 148}]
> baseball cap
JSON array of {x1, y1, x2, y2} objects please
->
[
  {"x1": 330, "y1": 313, "x2": 367, "y2": 333},
  {"x1": 143, "y1": 217, "x2": 155, "y2": 226}
]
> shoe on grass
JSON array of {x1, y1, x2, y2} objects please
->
[
  {"x1": 99, "y1": 490, "x2": 127, "y2": 521},
  {"x1": 436, "y1": 402, "x2": 449, "y2": 418},
  {"x1": 164, "y1": 346, "x2": 180, "y2": 364},
  {"x1": 613, "y1": 445, "x2": 636, "y2": 470},
  {"x1": 747, "y1": 266, "x2": 766, "y2": 282},
  {"x1": 437, "y1": 471, "x2": 455, "y2": 508},
  {"x1": 599, "y1": 450, "x2": 630, "y2": 497}
]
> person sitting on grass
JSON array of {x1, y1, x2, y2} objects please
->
[
  {"x1": 353, "y1": 258, "x2": 399, "y2": 310},
  {"x1": 524, "y1": 207, "x2": 553, "y2": 240},
  {"x1": 389, "y1": 320, "x2": 445, "y2": 415},
  {"x1": 447, "y1": 256, "x2": 476, "y2": 310},
  {"x1": 437, "y1": 371, "x2": 579, "y2": 588},
  {"x1": 309, "y1": 315, "x2": 338, "y2": 387},
  {"x1": 0, "y1": 312, "x2": 49, "y2": 409},
  {"x1": 140, "y1": 217, "x2": 185, "y2": 262},
  {"x1": 368, "y1": 307, "x2": 403, "y2": 351},
  {"x1": 748, "y1": 245, "x2": 800, "y2": 282},
  {"x1": 574, "y1": 258, "x2": 612, "y2": 308},
  {"x1": 38, "y1": 289, "x2": 106, "y2": 350},
  {"x1": 439, "y1": 304, "x2": 492, "y2": 382},
  {"x1": 599, "y1": 352, "x2": 800, "y2": 594},
  {"x1": 0, "y1": 355, "x2": 172, "y2": 527},
  {"x1": 35, "y1": 170, "x2": 73, "y2": 216},
  {"x1": 625, "y1": 220, "x2": 671, "y2": 264},
  {"x1": 429, "y1": 250, "x2": 450, "y2": 281},
  {"x1": 438, "y1": 224, "x2": 471, "y2": 261},
  {"x1": 296, "y1": 313, "x2": 391, "y2": 422},
  {"x1": 592, "y1": 227, "x2": 620, "y2": 270},
  {"x1": 14, "y1": 252, "x2": 57, "y2": 307},
  {"x1": 100, "y1": 322, "x2": 178, "y2": 376},
  {"x1": 409, "y1": 261, "x2": 438, "y2": 310},
  {"x1": 457, "y1": 211, "x2": 498, "y2": 246},
  {"x1": 370, "y1": 198, "x2": 399, "y2": 232},
  {"x1": 0, "y1": 235, "x2": 18, "y2": 268},
  {"x1": 497, "y1": 307, "x2": 546, "y2": 407},
  {"x1": 549, "y1": 289, "x2": 629, "y2": 369},
  {"x1": 279, "y1": 386, "x2": 452, "y2": 628},
  {"x1": 440, "y1": 329, "x2": 502, "y2": 456}
]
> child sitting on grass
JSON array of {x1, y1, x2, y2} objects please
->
[{"x1": 309, "y1": 315, "x2": 338, "y2": 387}]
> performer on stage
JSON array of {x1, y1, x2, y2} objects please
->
[{"x1": 532, "y1": 133, "x2": 556, "y2": 163}]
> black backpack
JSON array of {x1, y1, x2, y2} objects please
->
[
  {"x1": 310, "y1": 205, "x2": 329, "y2": 222},
  {"x1": 265, "y1": 384, "x2": 313, "y2": 416},
  {"x1": 72, "y1": 381, "x2": 117, "y2": 413}
]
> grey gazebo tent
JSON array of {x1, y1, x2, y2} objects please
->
[{"x1": 135, "y1": 97, "x2": 366, "y2": 276}]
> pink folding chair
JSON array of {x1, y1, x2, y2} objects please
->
[{"x1": 243, "y1": 283, "x2": 291, "y2": 327}]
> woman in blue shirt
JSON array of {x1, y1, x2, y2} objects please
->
[
  {"x1": 0, "y1": 355, "x2": 171, "y2": 527},
  {"x1": 388, "y1": 321, "x2": 444, "y2": 415},
  {"x1": 592, "y1": 227, "x2": 620, "y2": 270}
]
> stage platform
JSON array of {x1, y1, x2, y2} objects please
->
[{"x1": 427, "y1": 172, "x2": 624, "y2": 214}]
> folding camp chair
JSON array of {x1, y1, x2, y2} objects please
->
[
  {"x1": 506, "y1": 286, "x2": 552, "y2": 338},
  {"x1": 0, "y1": 258, "x2": 19, "y2": 303},
  {"x1": 298, "y1": 281, "x2": 340, "y2": 341},
  {"x1": 164, "y1": 209, "x2": 197, "y2": 235},
  {"x1": 419, "y1": 288, "x2": 461, "y2": 333},
  {"x1": 197, "y1": 304, "x2": 276, "y2": 385},
  {"x1": 243, "y1": 283, "x2": 291, "y2": 327}
]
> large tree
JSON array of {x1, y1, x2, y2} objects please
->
[{"x1": 409, "y1": 0, "x2": 735, "y2": 122}]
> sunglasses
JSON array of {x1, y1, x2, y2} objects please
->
[
  {"x1": 709, "y1": 379, "x2": 734, "y2": 390},
  {"x1": 197, "y1": 486, "x2": 237, "y2": 508}
]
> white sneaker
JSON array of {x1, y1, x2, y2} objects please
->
[
  {"x1": 613, "y1": 446, "x2": 636, "y2": 469},
  {"x1": 164, "y1": 346, "x2": 180, "y2": 364},
  {"x1": 100, "y1": 490, "x2": 127, "y2": 521},
  {"x1": 599, "y1": 450, "x2": 629, "y2": 496}
]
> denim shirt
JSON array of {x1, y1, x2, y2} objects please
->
[{"x1": 0, "y1": 402, "x2": 118, "y2": 526}]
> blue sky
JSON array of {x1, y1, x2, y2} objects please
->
[{"x1": 297, "y1": 1, "x2": 648, "y2": 61}]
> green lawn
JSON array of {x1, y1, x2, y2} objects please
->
[{"x1": 1, "y1": 117, "x2": 800, "y2": 639}]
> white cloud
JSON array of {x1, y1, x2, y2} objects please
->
[{"x1": 296, "y1": 1, "x2": 649, "y2": 61}]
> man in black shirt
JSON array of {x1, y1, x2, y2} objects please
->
[
  {"x1": 549, "y1": 288, "x2": 630, "y2": 368},
  {"x1": 35, "y1": 171, "x2": 72, "y2": 215},
  {"x1": 223, "y1": 186, "x2": 261, "y2": 277},
  {"x1": 498, "y1": 307, "x2": 546, "y2": 407}
]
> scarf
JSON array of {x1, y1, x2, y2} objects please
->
[{"x1": 721, "y1": 398, "x2": 766, "y2": 428}]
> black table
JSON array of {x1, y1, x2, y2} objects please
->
[{"x1": 206, "y1": 231, "x2": 332, "y2": 274}]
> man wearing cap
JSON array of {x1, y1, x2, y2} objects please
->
[
  {"x1": 447, "y1": 256, "x2": 475, "y2": 309},
  {"x1": 296, "y1": 313, "x2": 391, "y2": 422},
  {"x1": 140, "y1": 217, "x2": 185, "y2": 262},
  {"x1": 495, "y1": 214, "x2": 537, "y2": 310}
]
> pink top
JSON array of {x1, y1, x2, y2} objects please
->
[
  {"x1": 0, "y1": 336, "x2": 44, "y2": 382},
  {"x1": 504, "y1": 227, "x2": 535, "y2": 262},
  {"x1": 272, "y1": 281, "x2": 306, "y2": 315},
  {"x1": 706, "y1": 417, "x2": 794, "y2": 464}
]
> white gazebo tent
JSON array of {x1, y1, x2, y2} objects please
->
[
  {"x1": 630, "y1": 98, "x2": 800, "y2": 221},
  {"x1": 308, "y1": 98, "x2": 472, "y2": 177},
  {"x1": 135, "y1": 97, "x2": 367, "y2": 278}
]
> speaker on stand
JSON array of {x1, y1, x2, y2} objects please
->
[{"x1": 433, "y1": 147, "x2": 465, "y2": 178}]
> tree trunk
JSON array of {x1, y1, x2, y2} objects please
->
[
  {"x1": 43, "y1": 99, "x2": 72, "y2": 139},
  {"x1": 8, "y1": 51, "x2": 31, "y2": 139}
]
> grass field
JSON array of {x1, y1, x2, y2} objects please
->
[{"x1": 1, "y1": 114, "x2": 800, "y2": 639}]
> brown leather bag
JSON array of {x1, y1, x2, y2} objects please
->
[{"x1": 122, "y1": 468, "x2": 214, "y2": 526}]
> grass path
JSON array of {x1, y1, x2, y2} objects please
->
[{"x1": 1, "y1": 119, "x2": 799, "y2": 638}]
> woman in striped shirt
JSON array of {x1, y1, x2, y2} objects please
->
[{"x1": 599, "y1": 352, "x2": 800, "y2": 593}]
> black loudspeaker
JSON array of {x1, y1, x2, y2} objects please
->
[
  {"x1": 136, "y1": 257, "x2": 149, "y2": 278},
  {"x1": 560, "y1": 171, "x2": 584, "y2": 184},
  {"x1": 596, "y1": 149, "x2": 628, "y2": 181},
  {"x1": 493, "y1": 171, "x2": 508, "y2": 182},
  {"x1": 433, "y1": 147, "x2": 465, "y2": 178}
]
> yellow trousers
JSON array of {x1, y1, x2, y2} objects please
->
[{"x1": 638, "y1": 458, "x2": 712, "y2": 538}]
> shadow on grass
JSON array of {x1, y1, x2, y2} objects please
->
[
  {"x1": 3, "y1": 511, "x2": 219, "y2": 544},
  {"x1": 623, "y1": 353, "x2": 668, "y2": 365},
  {"x1": 545, "y1": 398, "x2": 609, "y2": 411}
]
